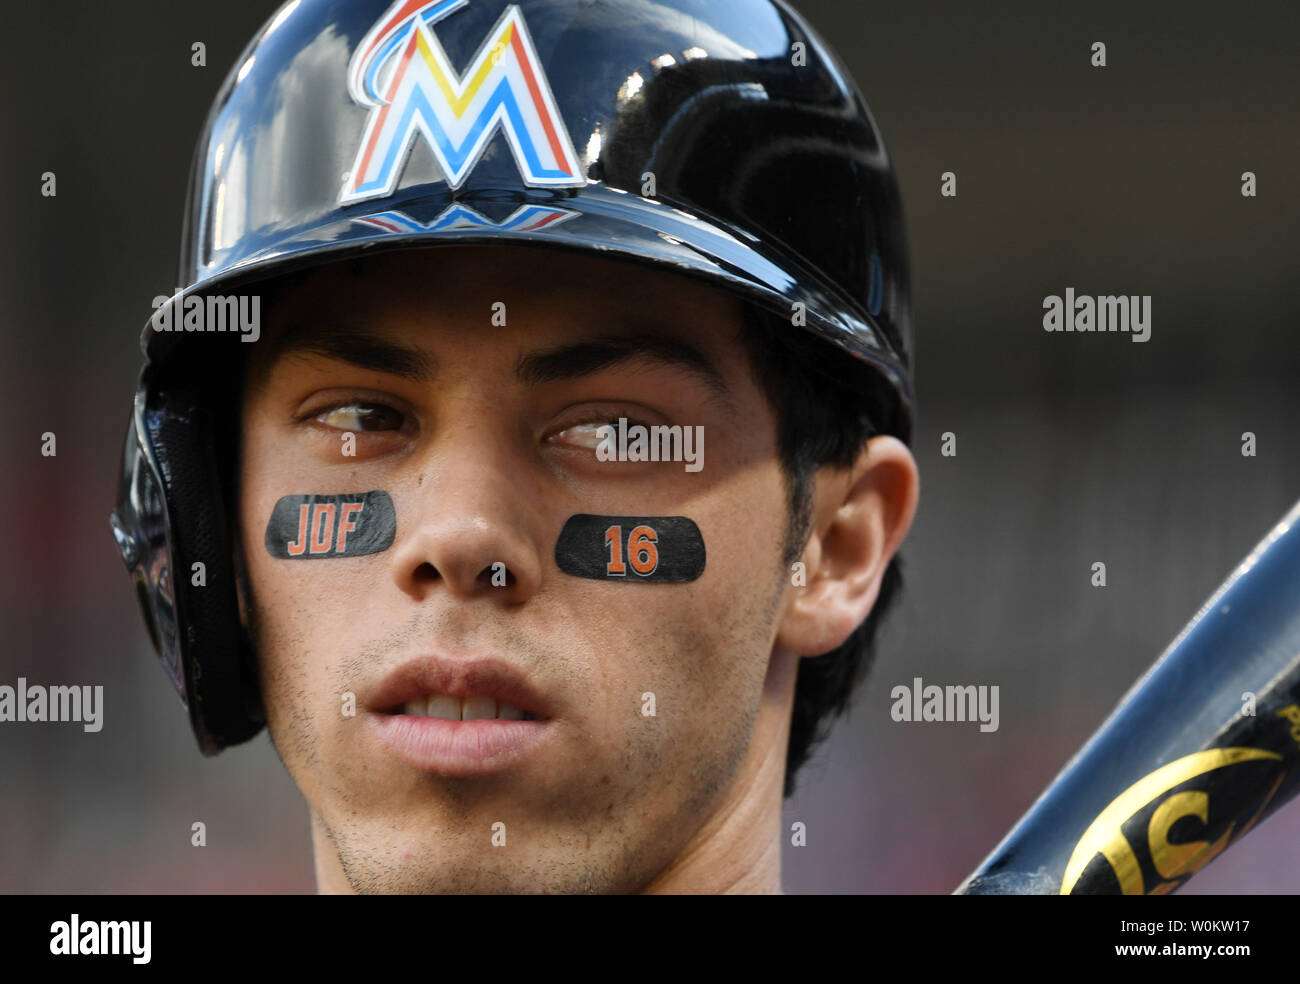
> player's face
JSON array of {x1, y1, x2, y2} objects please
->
[{"x1": 238, "y1": 246, "x2": 798, "y2": 893}]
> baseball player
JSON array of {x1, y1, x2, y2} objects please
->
[{"x1": 110, "y1": 0, "x2": 919, "y2": 893}]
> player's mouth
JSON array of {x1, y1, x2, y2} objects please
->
[
  {"x1": 365, "y1": 656, "x2": 555, "y2": 776},
  {"x1": 393, "y1": 694, "x2": 540, "y2": 721}
]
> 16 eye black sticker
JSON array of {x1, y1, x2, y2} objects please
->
[{"x1": 555, "y1": 514, "x2": 705, "y2": 582}]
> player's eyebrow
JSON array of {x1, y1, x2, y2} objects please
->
[
  {"x1": 515, "y1": 333, "x2": 734, "y2": 405},
  {"x1": 262, "y1": 322, "x2": 734, "y2": 407},
  {"x1": 269, "y1": 323, "x2": 437, "y2": 383}
]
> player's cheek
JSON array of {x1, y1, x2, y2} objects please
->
[
  {"x1": 674, "y1": 518, "x2": 781, "y2": 751},
  {"x1": 237, "y1": 544, "x2": 354, "y2": 792},
  {"x1": 623, "y1": 589, "x2": 733, "y2": 771},
  {"x1": 534, "y1": 594, "x2": 677, "y2": 802}
]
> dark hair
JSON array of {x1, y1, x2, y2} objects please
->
[{"x1": 736, "y1": 304, "x2": 906, "y2": 799}]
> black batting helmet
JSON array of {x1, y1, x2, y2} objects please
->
[{"x1": 110, "y1": 0, "x2": 914, "y2": 752}]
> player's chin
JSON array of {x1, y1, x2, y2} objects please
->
[
  {"x1": 362, "y1": 864, "x2": 605, "y2": 895},
  {"x1": 332, "y1": 815, "x2": 617, "y2": 891}
]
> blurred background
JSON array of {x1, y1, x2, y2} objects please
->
[{"x1": 1, "y1": 0, "x2": 1296, "y2": 893}]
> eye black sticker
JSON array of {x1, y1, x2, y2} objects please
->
[
  {"x1": 555, "y1": 514, "x2": 705, "y2": 582},
  {"x1": 265, "y1": 491, "x2": 396, "y2": 559}
]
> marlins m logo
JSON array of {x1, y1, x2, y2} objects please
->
[{"x1": 342, "y1": 0, "x2": 585, "y2": 203}]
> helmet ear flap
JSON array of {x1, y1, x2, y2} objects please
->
[{"x1": 112, "y1": 378, "x2": 264, "y2": 753}]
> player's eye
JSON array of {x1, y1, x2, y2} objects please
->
[
  {"x1": 315, "y1": 403, "x2": 405, "y2": 432},
  {"x1": 549, "y1": 420, "x2": 615, "y2": 450},
  {"x1": 547, "y1": 414, "x2": 657, "y2": 452}
]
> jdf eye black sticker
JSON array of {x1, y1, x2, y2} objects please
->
[
  {"x1": 265, "y1": 491, "x2": 396, "y2": 559},
  {"x1": 555, "y1": 514, "x2": 705, "y2": 582}
]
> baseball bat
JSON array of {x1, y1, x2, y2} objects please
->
[{"x1": 955, "y1": 497, "x2": 1300, "y2": 894}]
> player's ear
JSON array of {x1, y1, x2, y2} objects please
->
[{"x1": 775, "y1": 435, "x2": 918, "y2": 656}]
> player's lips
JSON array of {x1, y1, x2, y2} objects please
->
[{"x1": 366, "y1": 656, "x2": 555, "y2": 776}]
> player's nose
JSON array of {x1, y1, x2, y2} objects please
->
[{"x1": 389, "y1": 420, "x2": 546, "y2": 605}]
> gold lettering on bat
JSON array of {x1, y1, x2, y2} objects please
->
[
  {"x1": 1277, "y1": 704, "x2": 1300, "y2": 748},
  {"x1": 1061, "y1": 747, "x2": 1282, "y2": 895},
  {"x1": 1148, "y1": 791, "x2": 1233, "y2": 881}
]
